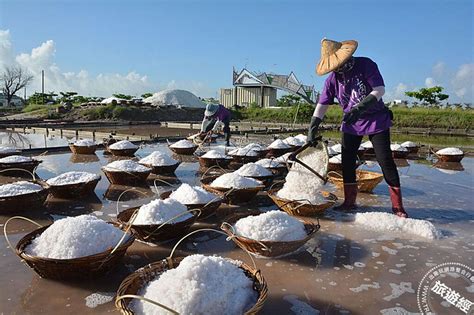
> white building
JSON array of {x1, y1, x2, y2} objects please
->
[{"x1": 0, "y1": 93, "x2": 24, "y2": 107}]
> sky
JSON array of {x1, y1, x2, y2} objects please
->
[{"x1": 0, "y1": 0, "x2": 473, "y2": 103}]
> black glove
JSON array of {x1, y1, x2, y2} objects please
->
[
  {"x1": 343, "y1": 94, "x2": 378, "y2": 124},
  {"x1": 307, "y1": 116, "x2": 322, "y2": 146}
]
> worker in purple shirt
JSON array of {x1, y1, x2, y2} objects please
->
[
  {"x1": 200, "y1": 104, "x2": 231, "y2": 146},
  {"x1": 307, "y1": 38, "x2": 408, "y2": 218}
]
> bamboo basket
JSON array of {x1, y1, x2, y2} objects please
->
[
  {"x1": 160, "y1": 190, "x2": 223, "y2": 219},
  {"x1": 328, "y1": 170, "x2": 384, "y2": 193},
  {"x1": 0, "y1": 150, "x2": 21, "y2": 158},
  {"x1": 328, "y1": 162, "x2": 342, "y2": 172},
  {"x1": 0, "y1": 181, "x2": 49, "y2": 213},
  {"x1": 221, "y1": 214, "x2": 320, "y2": 258},
  {"x1": 6, "y1": 218, "x2": 134, "y2": 280},
  {"x1": 109, "y1": 148, "x2": 139, "y2": 157},
  {"x1": 69, "y1": 144, "x2": 97, "y2": 155},
  {"x1": 245, "y1": 174, "x2": 274, "y2": 187},
  {"x1": 47, "y1": 177, "x2": 101, "y2": 199},
  {"x1": 116, "y1": 207, "x2": 199, "y2": 243},
  {"x1": 230, "y1": 154, "x2": 260, "y2": 164},
  {"x1": 0, "y1": 159, "x2": 42, "y2": 177},
  {"x1": 266, "y1": 147, "x2": 292, "y2": 158},
  {"x1": 102, "y1": 168, "x2": 151, "y2": 185},
  {"x1": 200, "y1": 176, "x2": 265, "y2": 204},
  {"x1": 70, "y1": 154, "x2": 100, "y2": 163},
  {"x1": 267, "y1": 189, "x2": 337, "y2": 216},
  {"x1": 405, "y1": 146, "x2": 419, "y2": 154},
  {"x1": 198, "y1": 156, "x2": 232, "y2": 169},
  {"x1": 168, "y1": 145, "x2": 198, "y2": 155},
  {"x1": 432, "y1": 150, "x2": 464, "y2": 163},
  {"x1": 140, "y1": 162, "x2": 181, "y2": 176},
  {"x1": 392, "y1": 150, "x2": 409, "y2": 159},
  {"x1": 115, "y1": 256, "x2": 267, "y2": 315}
]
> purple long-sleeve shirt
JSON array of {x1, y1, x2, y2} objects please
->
[{"x1": 318, "y1": 57, "x2": 392, "y2": 136}]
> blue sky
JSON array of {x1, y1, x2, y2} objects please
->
[{"x1": 0, "y1": 0, "x2": 473, "y2": 102}]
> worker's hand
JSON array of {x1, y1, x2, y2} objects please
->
[
  {"x1": 307, "y1": 116, "x2": 322, "y2": 146},
  {"x1": 343, "y1": 106, "x2": 362, "y2": 124}
]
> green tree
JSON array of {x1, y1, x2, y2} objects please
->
[
  {"x1": 277, "y1": 94, "x2": 304, "y2": 107},
  {"x1": 405, "y1": 86, "x2": 449, "y2": 106},
  {"x1": 59, "y1": 91, "x2": 78, "y2": 102},
  {"x1": 112, "y1": 93, "x2": 133, "y2": 100},
  {"x1": 141, "y1": 93, "x2": 153, "y2": 99}
]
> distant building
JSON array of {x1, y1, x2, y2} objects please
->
[
  {"x1": 0, "y1": 93, "x2": 24, "y2": 107},
  {"x1": 220, "y1": 68, "x2": 317, "y2": 108}
]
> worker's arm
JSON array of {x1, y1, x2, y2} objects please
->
[
  {"x1": 343, "y1": 86, "x2": 385, "y2": 124},
  {"x1": 307, "y1": 103, "x2": 329, "y2": 144},
  {"x1": 201, "y1": 117, "x2": 217, "y2": 133}
]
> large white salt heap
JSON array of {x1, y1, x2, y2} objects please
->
[
  {"x1": 210, "y1": 172, "x2": 262, "y2": 189},
  {"x1": 436, "y1": 147, "x2": 463, "y2": 155},
  {"x1": 276, "y1": 147, "x2": 327, "y2": 204},
  {"x1": 133, "y1": 198, "x2": 192, "y2": 225},
  {"x1": 0, "y1": 181, "x2": 43, "y2": 197},
  {"x1": 73, "y1": 139, "x2": 96, "y2": 147},
  {"x1": 354, "y1": 212, "x2": 442, "y2": 240},
  {"x1": 234, "y1": 211, "x2": 307, "y2": 241},
  {"x1": 401, "y1": 141, "x2": 418, "y2": 148},
  {"x1": 0, "y1": 155, "x2": 33, "y2": 163},
  {"x1": 390, "y1": 144, "x2": 408, "y2": 152},
  {"x1": 228, "y1": 147, "x2": 258, "y2": 157},
  {"x1": 201, "y1": 150, "x2": 231, "y2": 159},
  {"x1": 169, "y1": 139, "x2": 196, "y2": 148},
  {"x1": 109, "y1": 140, "x2": 138, "y2": 150},
  {"x1": 236, "y1": 163, "x2": 272, "y2": 177},
  {"x1": 133, "y1": 254, "x2": 256, "y2": 315},
  {"x1": 256, "y1": 158, "x2": 283, "y2": 169},
  {"x1": 143, "y1": 89, "x2": 206, "y2": 108},
  {"x1": 25, "y1": 215, "x2": 126, "y2": 259},
  {"x1": 268, "y1": 139, "x2": 290, "y2": 149},
  {"x1": 103, "y1": 160, "x2": 151, "y2": 172},
  {"x1": 0, "y1": 146, "x2": 19, "y2": 154},
  {"x1": 46, "y1": 171, "x2": 100, "y2": 186},
  {"x1": 139, "y1": 151, "x2": 178, "y2": 166},
  {"x1": 169, "y1": 183, "x2": 218, "y2": 204}
]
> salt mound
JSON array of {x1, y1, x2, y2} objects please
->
[
  {"x1": 109, "y1": 140, "x2": 138, "y2": 150},
  {"x1": 134, "y1": 254, "x2": 256, "y2": 315},
  {"x1": 294, "y1": 134, "x2": 307, "y2": 142},
  {"x1": 46, "y1": 171, "x2": 100, "y2": 186},
  {"x1": 170, "y1": 139, "x2": 195, "y2": 148},
  {"x1": 201, "y1": 150, "x2": 230, "y2": 159},
  {"x1": 103, "y1": 160, "x2": 151, "y2": 172},
  {"x1": 236, "y1": 163, "x2": 272, "y2": 177},
  {"x1": 277, "y1": 147, "x2": 327, "y2": 204},
  {"x1": 401, "y1": 141, "x2": 418, "y2": 148},
  {"x1": 133, "y1": 198, "x2": 192, "y2": 225},
  {"x1": 268, "y1": 139, "x2": 290, "y2": 149},
  {"x1": 329, "y1": 154, "x2": 342, "y2": 164},
  {"x1": 256, "y1": 158, "x2": 282, "y2": 169},
  {"x1": 73, "y1": 139, "x2": 96, "y2": 147},
  {"x1": 0, "y1": 146, "x2": 18, "y2": 154},
  {"x1": 390, "y1": 144, "x2": 407, "y2": 152},
  {"x1": 228, "y1": 148, "x2": 258, "y2": 156},
  {"x1": 0, "y1": 155, "x2": 33, "y2": 163},
  {"x1": 139, "y1": 151, "x2": 177, "y2": 166},
  {"x1": 169, "y1": 183, "x2": 218, "y2": 204},
  {"x1": 284, "y1": 136, "x2": 305, "y2": 146},
  {"x1": 0, "y1": 181, "x2": 43, "y2": 197},
  {"x1": 143, "y1": 89, "x2": 205, "y2": 108},
  {"x1": 210, "y1": 173, "x2": 261, "y2": 188},
  {"x1": 436, "y1": 147, "x2": 463, "y2": 155},
  {"x1": 274, "y1": 152, "x2": 293, "y2": 164},
  {"x1": 243, "y1": 143, "x2": 265, "y2": 151},
  {"x1": 234, "y1": 211, "x2": 307, "y2": 241},
  {"x1": 353, "y1": 212, "x2": 442, "y2": 240},
  {"x1": 101, "y1": 97, "x2": 125, "y2": 104},
  {"x1": 331, "y1": 143, "x2": 342, "y2": 153},
  {"x1": 361, "y1": 141, "x2": 373, "y2": 149},
  {"x1": 25, "y1": 215, "x2": 126, "y2": 259}
]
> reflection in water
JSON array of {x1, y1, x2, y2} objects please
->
[
  {"x1": 394, "y1": 159, "x2": 409, "y2": 168},
  {"x1": 103, "y1": 184, "x2": 155, "y2": 202},
  {"x1": 0, "y1": 132, "x2": 70, "y2": 149},
  {"x1": 45, "y1": 193, "x2": 103, "y2": 216},
  {"x1": 433, "y1": 161, "x2": 464, "y2": 173},
  {"x1": 69, "y1": 154, "x2": 100, "y2": 164}
]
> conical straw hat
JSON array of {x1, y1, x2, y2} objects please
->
[{"x1": 316, "y1": 38, "x2": 358, "y2": 76}]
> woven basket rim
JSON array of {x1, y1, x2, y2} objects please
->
[
  {"x1": 16, "y1": 223, "x2": 134, "y2": 263},
  {"x1": 328, "y1": 169, "x2": 383, "y2": 181},
  {"x1": 69, "y1": 143, "x2": 97, "y2": 148},
  {"x1": 115, "y1": 256, "x2": 267, "y2": 314},
  {"x1": 139, "y1": 161, "x2": 180, "y2": 168},
  {"x1": 101, "y1": 167, "x2": 151, "y2": 174},
  {"x1": 267, "y1": 189, "x2": 337, "y2": 206},
  {"x1": 0, "y1": 159, "x2": 42, "y2": 166}
]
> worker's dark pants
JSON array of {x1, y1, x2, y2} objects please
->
[
  {"x1": 341, "y1": 129, "x2": 400, "y2": 187},
  {"x1": 223, "y1": 118, "x2": 231, "y2": 142}
]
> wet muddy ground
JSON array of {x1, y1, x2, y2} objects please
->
[{"x1": 0, "y1": 142, "x2": 473, "y2": 315}]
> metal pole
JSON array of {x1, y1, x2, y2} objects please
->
[{"x1": 41, "y1": 70, "x2": 44, "y2": 104}]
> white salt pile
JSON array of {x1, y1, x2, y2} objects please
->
[
  {"x1": 133, "y1": 198, "x2": 192, "y2": 225},
  {"x1": 243, "y1": 143, "x2": 265, "y2": 152},
  {"x1": 169, "y1": 183, "x2": 218, "y2": 204},
  {"x1": 353, "y1": 212, "x2": 442, "y2": 240},
  {"x1": 201, "y1": 150, "x2": 230, "y2": 159},
  {"x1": 0, "y1": 155, "x2": 33, "y2": 163},
  {"x1": 256, "y1": 158, "x2": 283, "y2": 169},
  {"x1": 73, "y1": 139, "x2": 96, "y2": 147},
  {"x1": 284, "y1": 136, "x2": 305, "y2": 147},
  {"x1": 329, "y1": 154, "x2": 342, "y2": 164},
  {"x1": 436, "y1": 147, "x2": 463, "y2": 155},
  {"x1": 143, "y1": 89, "x2": 205, "y2": 108},
  {"x1": 170, "y1": 139, "x2": 196, "y2": 148},
  {"x1": 46, "y1": 171, "x2": 100, "y2": 186},
  {"x1": 390, "y1": 144, "x2": 408, "y2": 152},
  {"x1": 327, "y1": 146, "x2": 337, "y2": 156},
  {"x1": 210, "y1": 172, "x2": 262, "y2": 188},
  {"x1": 274, "y1": 152, "x2": 293, "y2": 164},
  {"x1": 268, "y1": 139, "x2": 290, "y2": 149},
  {"x1": 0, "y1": 181, "x2": 43, "y2": 197},
  {"x1": 294, "y1": 134, "x2": 307, "y2": 142},
  {"x1": 0, "y1": 146, "x2": 18, "y2": 154},
  {"x1": 276, "y1": 147, "x2": 327, "y2": 204},
  {"x1": 109, "y1": 140, "x2": 138, "y2": 150},
  {"x1": 331, "y1": 143, "x2": 342, "y2": 154},
  {"x1": 139, "y1": 151, "x2": 178, "y2": 166},
  {"x1": 361, "y1": 141, "x2": 373, "y2": 149},
  {"x1": 133, "y1": 254, "x2": 256, "y2": 315},
  {"x1": 401, "y1": 141, "x2": 418, "y2": 148},
  {"x1": 25, "y1": 215, "x2": 126, "y2": 259},
  {"x1": 234, "y1": 211, "x2": 307, "y2": 241},
  {"x1": 228, "y1": 148, "x2": 258, "y2": 156},
  {"x1": 103, "y1": 160, "x2": 151, "y2": 172},
  {"x1": 236, "y1": 163, "x2": 272, "y2": 177}
]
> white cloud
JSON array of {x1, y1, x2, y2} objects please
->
[
  {"x1": 451, "y1": 63, "x2": 473, "y2": 101},
  {"x1": 384, "y1": 82, "x2": 409, "y2": 101},
  {"x1": 0, "y1": 29, "x2": 211, "y2": 98},
  {"x1": 424, "y1": 77, "x2": 437, "y2": 87},
  {"x1": 432, "y1": 61, "x2": 445, "y2": 78}
]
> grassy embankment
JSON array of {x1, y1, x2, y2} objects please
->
[{"x1": 231, "y1": 104, "x2": 473, "y2": 130}]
